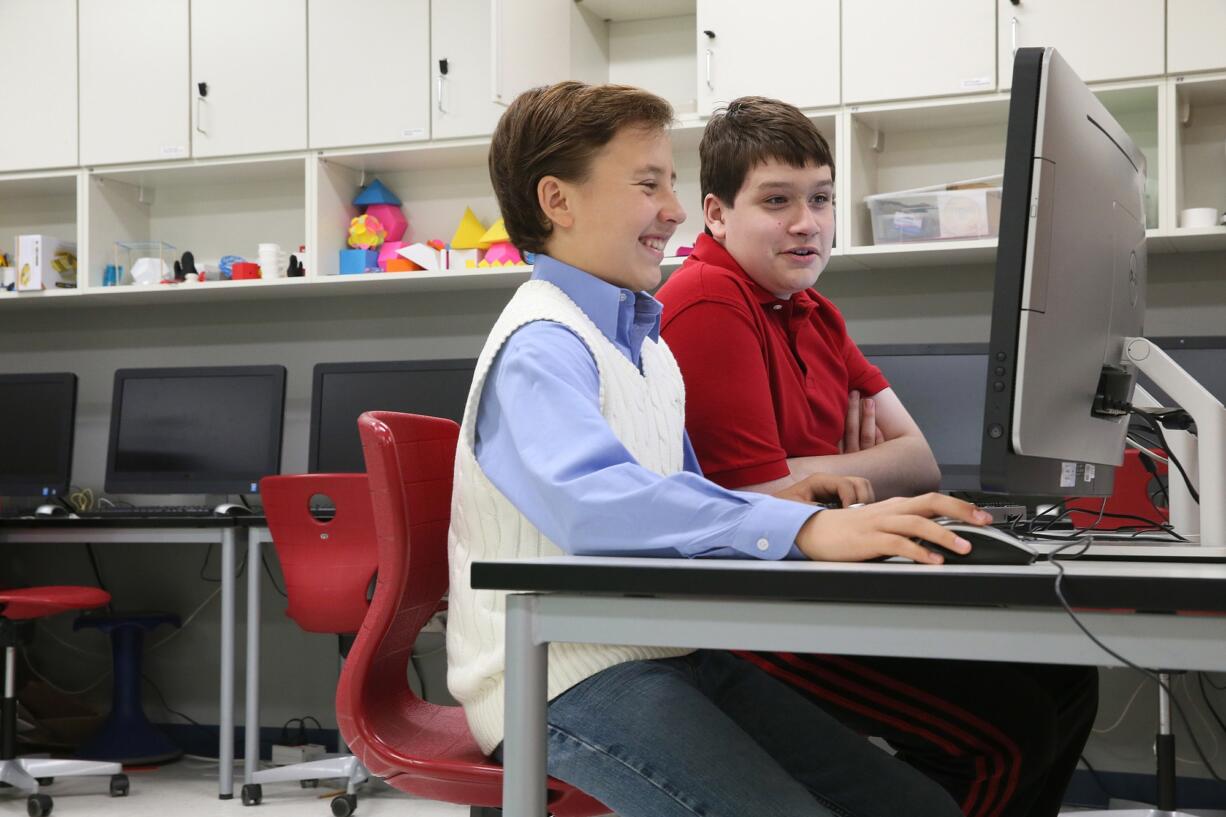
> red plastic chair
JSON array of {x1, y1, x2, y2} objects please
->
[
  {"x1": 339, "y1": 411, "x2": 606, "y2": 816},
  {"x1": 1, "y1": 586, "x2": 129, "y2": 816},
  {"x1": 252, "y1": 473, "x2": 378, "y2": 814}
]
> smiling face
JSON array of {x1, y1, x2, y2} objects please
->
[
  {"x1": 704, "y1": 159, "x2": 835, "y2": 298},
  {"x1": 540, "y1": 125, "x2": 686, "y2": 292}
]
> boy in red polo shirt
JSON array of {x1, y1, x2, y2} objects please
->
[{"x1": 657, "y1": 96, "x2": 1098, "y2": 817}]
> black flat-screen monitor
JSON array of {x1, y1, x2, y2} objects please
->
[
  {"x1": 0, "y1": 372, "x2": 77, "y2": 497},
  {"x1": 309, "y1": 359, "x2": 476, "y2": 473},
  {"x1": 861, "y1": 345, "x2": 988, "y2": 492},
  {"x1": 106, "y1": 365, "x2": 286, "y2": 494}
]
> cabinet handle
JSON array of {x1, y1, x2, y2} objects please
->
[
  {"x1": 196, "y1": 95, "x2": 207, "y2": 136},
  {"x1": 704, "y1": 29, "x2": 715, "y2": 91},
  {"x1": 1011, "y1": 16, "x2": 1018, "y2": 56},
  {"x1": 438, "y1": 76, "x2": 446, "y2": 113}
]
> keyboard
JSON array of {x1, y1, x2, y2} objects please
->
[{"x1": 77, "y1": 505, "x2": 217, "y2": 518}]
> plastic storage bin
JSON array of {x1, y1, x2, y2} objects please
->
[{"x1": 866, "y1": 176, "x2": 1002, "y2": 244}]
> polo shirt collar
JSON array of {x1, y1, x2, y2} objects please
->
[
  {"x1": 530, "y1": 254, "x2": 662, "y2": 357},
  {"x1": 689, "y1": 233, "x2": 820, "y2": 314}
]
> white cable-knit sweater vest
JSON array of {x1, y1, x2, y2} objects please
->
[{"x1": 446, "y1": 279, "x2": 694, "y2": 754}]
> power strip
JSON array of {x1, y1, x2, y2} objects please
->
[{"x1": 271, "y1": 743, "x2": 326, "y2": 766}]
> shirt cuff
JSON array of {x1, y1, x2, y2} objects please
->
[
  {"x1": 706, "y1": 458, "x2": 791, "y2": 490},
  {"x1": 729, "y1": 494, "x2": 821, "y2": 561}
]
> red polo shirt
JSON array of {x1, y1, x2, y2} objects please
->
[{"x1": 658, "y1": 233, "x2": 888, "y2": 489}]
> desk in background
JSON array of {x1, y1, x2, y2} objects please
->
[{"x1": 474, "y1": 554, "x2": 1226, "y2": 817}]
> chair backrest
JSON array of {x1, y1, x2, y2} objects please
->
[{"x1": 260, "y1": 473, "x2": 377, "y2": 635}]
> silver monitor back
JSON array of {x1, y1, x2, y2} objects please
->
[{"x1": 981, "y1": 48, "x2": 1147, "y2": 497}]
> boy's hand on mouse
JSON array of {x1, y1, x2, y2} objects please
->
[
  {"x1": 794, "y1": 493, "x2": 994, "y2": 564},
  {"x1": 772, "y1": 473, "x2": 875, "y2": 507}
]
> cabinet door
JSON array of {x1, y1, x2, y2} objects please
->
[
  {"x1": 432, "y1": 0, "x2": 504, "y2": 139},
  {"x1": 309, "y1": 0, "x2": 429, "y2": 149},
  {"x1": 493, "y1": 0, "x2": 572, "y2": 105},
  {"x1": 0, "y1": 0, "x2": 77, "y2": 172},
  {"x1": 1168, "y1": 0, "x2": 1226, "y2": 75},
  {"x1": 191, "y1": 0, "x2": 307, "y2": 157},
  {"x1": 998, "y1": 0, "x2": 1163, "y2": 89},
  {"x1": 843, "y1": 0, "x2": 994, "y2": 104},
  {"x1": 697, "y1": 0, "x2": 838, "y2": 114},
  {"x1": 80, "y1": 0, "x2": 190, "y2": 165}
]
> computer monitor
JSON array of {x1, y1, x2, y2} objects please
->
[
  {"x1": 1139, "y1": 336, "x2": 1226, "y2": 406},
  {"x1": 105, "y1": 365, "x2": 286, "y2": 494},
  {"x1": 981, "y1": 47, "x2": 1147, "y2": 497},
  {"x1": 308, "y1": 359, "x2": 476, "y2": 473},
  {"x1": 860, "y1": 344, "x2": 988, "y2": 492},
  {"x1": 0, "y1": 372, "x2": 77, "y2": 498}
]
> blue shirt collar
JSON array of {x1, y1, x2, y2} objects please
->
[{"x1": 531, "y1": 254, "x2": 661, "y2": 366}]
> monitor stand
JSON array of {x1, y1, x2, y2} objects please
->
[{"x1": 1126, "y1": 337, "x2": 1226, "y2": 545}]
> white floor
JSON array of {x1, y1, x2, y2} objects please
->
[{"x1": 0, "y1": 758, "x2": 470, "y2": 817}]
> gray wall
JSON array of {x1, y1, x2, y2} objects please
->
[{"x1": 4, "y1": 249, "x2": 1225, "y2": 777}]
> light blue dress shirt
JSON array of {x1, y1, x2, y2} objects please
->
[{"x1": 473, "y1": 255, "x2": 817, "y2": 560}]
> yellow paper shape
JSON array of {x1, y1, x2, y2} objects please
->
[
  {"x1": 476, "y1": 218, "x2": 510, "y2": 249},
  {"x1": 451, "y1": 207, "x2": 488, "y2": 250}
]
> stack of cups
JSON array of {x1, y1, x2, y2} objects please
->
[{"x1": 258, "y1": 243, "x2": 284, "y2": 278}]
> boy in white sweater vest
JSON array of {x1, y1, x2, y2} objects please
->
[{"x1": 448, "y1": 80, "x2": 987, "y2": 817}]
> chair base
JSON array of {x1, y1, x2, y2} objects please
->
[
  {"x1": 0, "y1": 756, "x2": 123, "y2": 794},
  {"x1": 243, "y1": 754, "x2": 369, "y2": 807}
]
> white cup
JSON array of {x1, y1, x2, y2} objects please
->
[
  {"x1": 258, "y1": 242, "x2": 283, "y2": 278},
  {"x1": 1179, "y1": 207, "x2": 1220, "y2": 229}
]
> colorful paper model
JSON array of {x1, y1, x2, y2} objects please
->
[
  {"x1": 450, "y1": 207, "x2": 487, "y2": 249},
  {"x1": 476, "y1": 218, "x2": 522, "y2": 265},
  {"x1": 352, "y1": 178, "x2": 402, "y2": 207},
  {"x1": 348, "y1": 214, "x2": 386, "y2": 249},
  {"x1": 396, "y1": 242, "x2": 444, "y2": 272},
  {"x1": 377, "y1": 241, "x2": 409, "y2": 271},
  {"x1": 449, "y1": 248, "x2": 479, "y2": 270},
  {"x1": 339, "y1": 249, "x2": 379, "y2": 274},
  {"x1": 366, "y1": 203, "x2": 408, "y2": 243}
]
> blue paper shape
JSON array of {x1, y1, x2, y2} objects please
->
[
  {"x1": 352, "y1": 178, "x2": 402, "y2": 207},
  {"x1": 339, "y1": 249, "x2": 379, "y2": 275}
]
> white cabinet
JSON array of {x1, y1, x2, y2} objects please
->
[
  {"x1": 697, "y1": 0, "x2": 838, "y2": 113},
  {"x1": 493, "y1": 0, "x2": 572, "y2": 105},
  {"x1": 432, "y1": 0, "x2": 505, "y2": 140},
  {"x1": 843, "y1": 0, "x2": 994, "y2": 104},
  {"x1": 998, "y1": 0, "x2": 1164, "y2": 88},
  {"x1": 0, "y1": 0, "x2": 78, "y2": 172},
  {"x1": 1168, "y1": 0, "x2": 1226, "y2": 75},
  {"x1": 309, "y1": 0, "x2": 430, "y2": 149},
  {"x1": 79, "y1": 0, "x2": 190, "y2": 166},
  {"x1": 191, "y1": 0, "x2": 308, "y2": 158}
]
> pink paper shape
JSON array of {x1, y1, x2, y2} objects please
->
[
  {"x1": 482, "y1": 242, "x2": 522, "y2": 265},
  {"x1": 377, "y1": 241, "x2": 409, "y2": 271},
  {"x1": 366, "y1": 204, "x2": 408, "y2": 243}
]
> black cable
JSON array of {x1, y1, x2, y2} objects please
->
[
  {"x1": 83, "y1": 544, "x2": 116, "y2": 614},
  {"x1": 1198, "y1": 673, "x2": 1226, "y2": 737},
  {"x1": 1202, "y1": 673, "x2": 1226, "y2": 692},
  {"x1": 1134, "y1": 411, "x2": 1200, "y2": 504},
  {"x1": 142, "y1": 672, "x2": 215, "y2": 744},
  {"x1": 199, "y1": 545, "x2": 248, "y2": 583},
  {"x1": 261, "y1": 553, "x2": 287, "y2": 598},
  {"x1": 1049, "y1": 539, "x2": 1225, "y2": 781}
]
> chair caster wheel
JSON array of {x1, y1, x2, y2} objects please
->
[
  {"x1": 35, "y1": 778, "x2": 53, "y2": 787},
  {"x1": 110, "y1": 774, "x2": 129, "y2": 797},
  {"x1": 241, "y1": 783, "x2": 263, "y2": 806},
  {"x1": 27, "y1": 794, "x2": 53, "y2": 817},
  {"x1": 330, "y1": 793, "x2": 357, "y2": 817},
  {"x1": 300, "y1": 778, "x2": 319, "y2": 788}
]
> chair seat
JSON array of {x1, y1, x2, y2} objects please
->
[{"x1": 0, "y1": 587, "x2": 110, "y2": 620}]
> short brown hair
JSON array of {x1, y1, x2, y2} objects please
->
[
  {"x1": 488, "y1": 81, "x2": 674, "y2": 255},
  {"x1": 700, "y1": 96, "x2": 835, "y2": 208}
]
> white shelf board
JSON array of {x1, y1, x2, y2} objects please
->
[
  {"x1": 319, "y1": 139, "x2": 491, "y2": 174},
  {"x1": 0, "y1": 171, "x2": 78, "y2": 197},
  {"x1": 89, "y1": 154, "x2": 307, "y2": 188},
  {"x1": 843, "y1": 238, "x2": 998, "y2": 269},
  {"x1": 578, "y1": 0, "x2": 694, "y2": 21},
  {"x1": 1147, "y1": 226, "x2": 1226, "y2": 254}
]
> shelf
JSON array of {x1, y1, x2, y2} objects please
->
[
  {"x1": 841, "y1": 238, "x2": 999, "y2": 270},
  {"x1": 578, "y1": 0, "x2": 694, "y2": 22},
  {"x1": 1147, "y1": 226, "x2": 1226, "y2": 254}
]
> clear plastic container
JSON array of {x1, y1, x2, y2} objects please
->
[{"x1": 865, "y1": 175, "x2": 1003, "y2": 244}]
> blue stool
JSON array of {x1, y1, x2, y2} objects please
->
[{"x1": 73, "y1": 613, "x2": 183, "y2": 765}]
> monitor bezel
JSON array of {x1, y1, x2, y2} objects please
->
[
  {"x1": 308, "y1": 358, "x2": 477, "y2": 473},
  {"x1": 0, "y1": 371, "x2": 78, "y2": 497},
  {"x1": 105, "y1": 364, "x2": 286, "y2": 495}
]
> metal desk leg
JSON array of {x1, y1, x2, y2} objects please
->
[
  {"x1": 244, "y1": 529, "x2": 262, "y2": 786},
  {"x1": 219, "y1": 527, "x2": 236, "y2": 799},
  {"x1": 503, "y1": 593, "x2": 547, "y2": 817}
]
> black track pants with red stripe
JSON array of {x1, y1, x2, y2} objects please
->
[{"x1": 735, "y1": 651, "x2": 1098, "y2": 817}]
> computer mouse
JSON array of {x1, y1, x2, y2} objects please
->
[
  {"x1": 213, "y1": 503, "x2": 253, "y2": 516},
  {"x1": 34, "y1": 504, "x2": 71, "y2": 518},
  {"x1": 916, "y1": 522, "x2": 1038, "y2": 566}
]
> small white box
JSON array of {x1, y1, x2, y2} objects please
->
[
  {"x1": 865, "y1": 176, "x2": 1002, "y2": 245},
  {"x1": 16, "y1": 235, "x2": 77, "y2": 291},
  {"x1": 270, "y1": 743, "x2": 326, "y2": 766}
]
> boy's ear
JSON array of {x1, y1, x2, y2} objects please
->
[
  {"x1": 703, "y1": 193, "x2": 730, "y2": 241},
  {"x1": 537, "y1": 176, "x2": 575, "y2": 231}
]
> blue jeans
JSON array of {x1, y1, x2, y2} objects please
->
[{"x1": 496, "y1": 650, "x2": 963, "y2": 817}]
